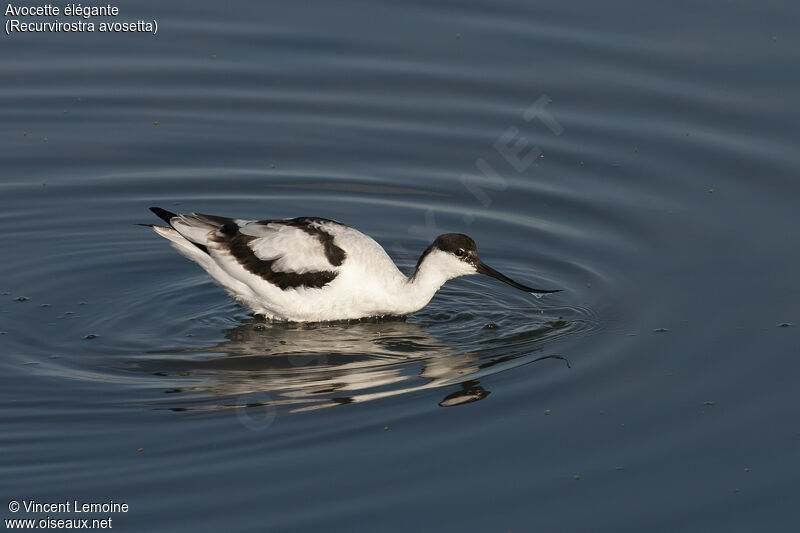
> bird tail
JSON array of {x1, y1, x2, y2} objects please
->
[{"x1": 148, "y1": 207, "x2": 239, "y2": 251}]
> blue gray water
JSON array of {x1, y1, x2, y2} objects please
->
[{"x1": 2, "y1": 0, "x2": 799, "y2": 531}]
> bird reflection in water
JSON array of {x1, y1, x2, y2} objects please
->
[{"x1": 145, "y1": 316, "x2": 570, "y2": 413}]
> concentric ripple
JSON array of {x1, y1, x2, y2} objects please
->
[{"x1": 0, "y1": 178, "x2": 613, "y2": 415}]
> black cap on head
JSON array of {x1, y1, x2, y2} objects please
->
[
  {"x1": 432, "y1": 233, "x2": 477, "y2": 256},
  {"x1": 414, "y1": 233, "x2": 478, "y2": 272}
]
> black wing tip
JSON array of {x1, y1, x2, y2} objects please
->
[{"x1": 149, "y1": 207, "x2": 178, "y2": 224}]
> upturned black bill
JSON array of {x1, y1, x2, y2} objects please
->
[{"x1": 475, "y1": 260, "x2": 561, "y2": 294}]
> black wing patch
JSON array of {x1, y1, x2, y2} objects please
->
[
  {"x1": 150, "y1": 206, "x2": 178, "y2": 224},
  {"x1": 215, "y1": 218, "x2": 346, "y2": 290},
  {"x1": 257, "y1": 217, "x2": 346, "y2": 266}
]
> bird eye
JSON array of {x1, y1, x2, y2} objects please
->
[{"x1": 455, "y1": 248, "x2": 465, "y2": 257}]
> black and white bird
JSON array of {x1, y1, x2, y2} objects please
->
[{"x1": 146, "y1": 207, "x2": 559, "y2": 322}]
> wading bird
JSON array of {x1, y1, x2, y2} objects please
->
[{"x1": 146, "y1": 207, "x2": 559, "y2": 322}]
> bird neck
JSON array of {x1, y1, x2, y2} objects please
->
[{"x1": 395, "y1": 253, "x2": 456, "y2": 314}]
